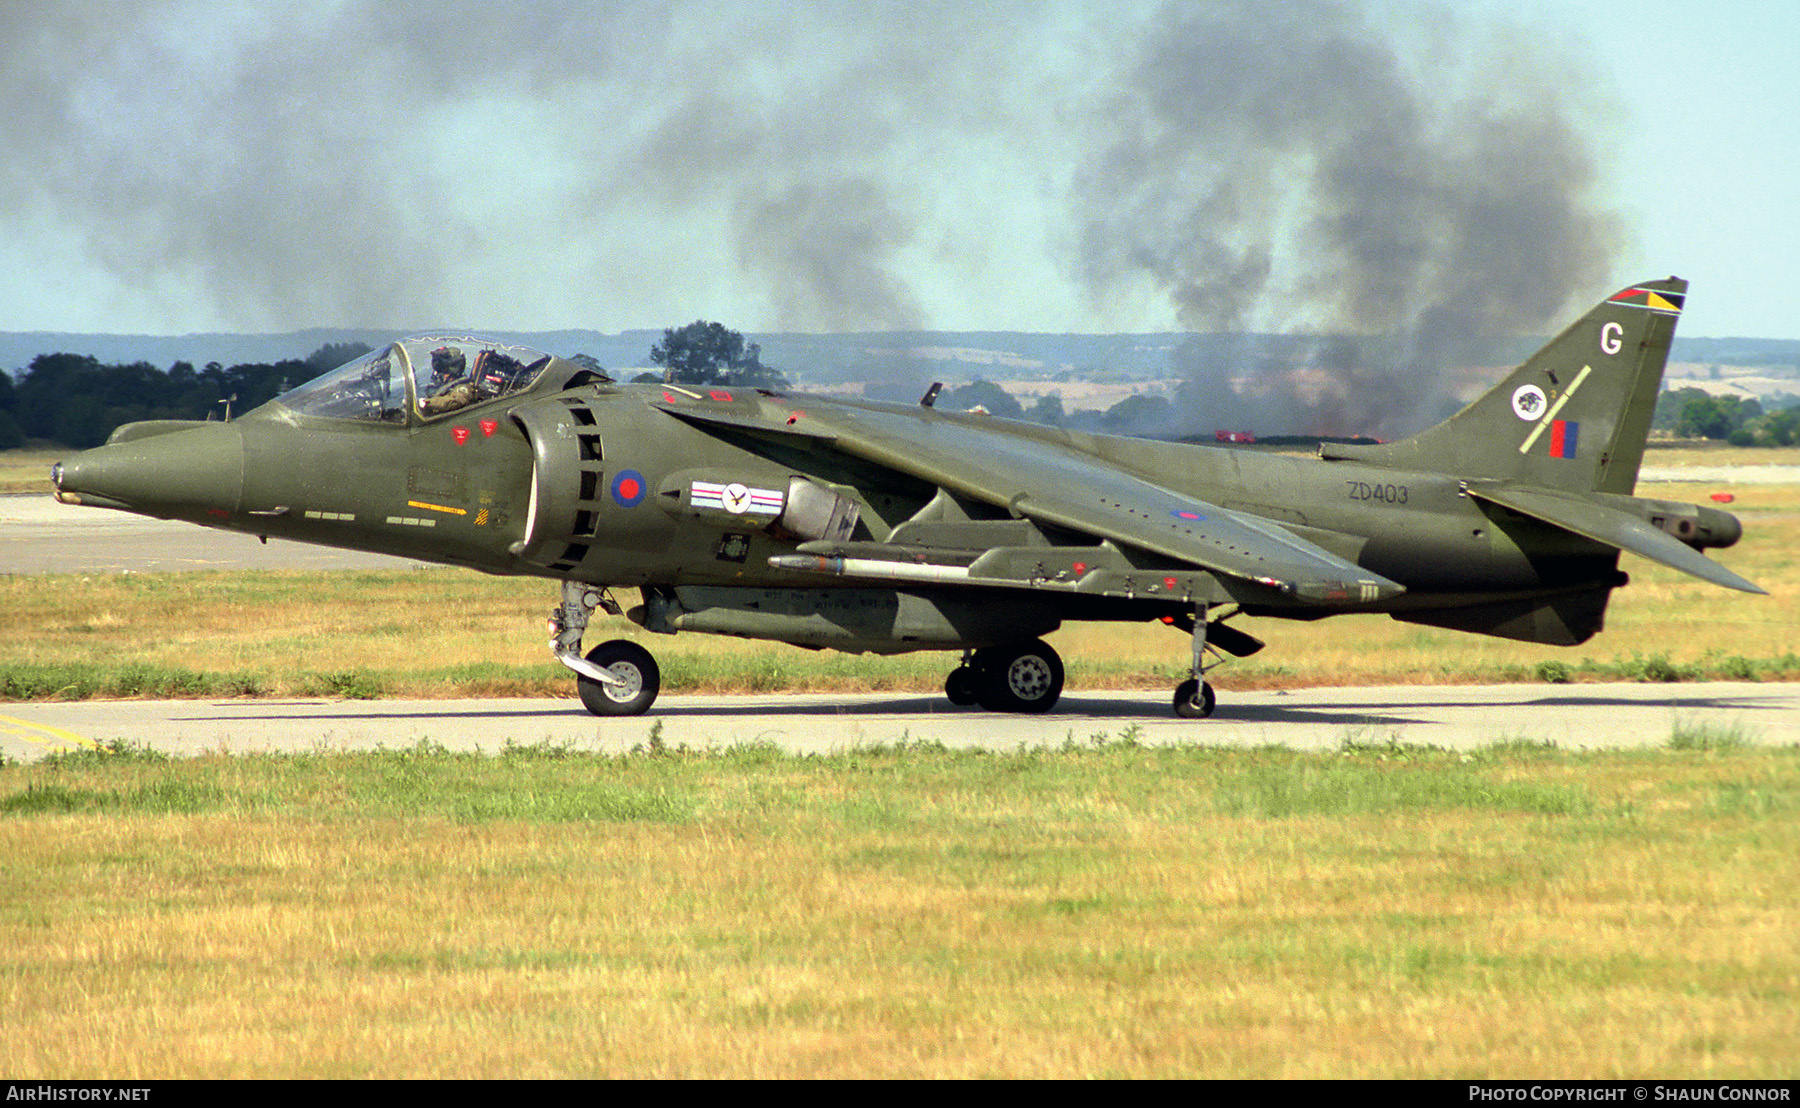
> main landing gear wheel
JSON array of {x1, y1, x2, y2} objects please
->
[
  {"x1": 973, "y1": 639, "x2": 1064, "y2": 714},
  {"x1": 1173, "y1": 678, "x2": 1215, "y2": 719},
  {"x1": 944, "y1": 666, "x2": 980, "y2": 707},
  {"x1": 576, "y1": 639, "x2": 661, "y2": 717}
]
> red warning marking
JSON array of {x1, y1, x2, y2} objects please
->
[
  {"x1": 1164, "y1": 576, "x2": 1179, "y2": 590},
  {"x1": 1711, "y1": 492, "x2": 1735, "y2": 503},
  {"x1": 709, "y1": 390, "x2": 733, "y2": 402},
  {"x1": 479, "y1": 418, "x2": 498, "y2": 438},
  {"x1": 452, "y1": 426, "x2": 470, "y2": 445},
  {"x1": 1072, "y1": 562, "x2": 1088, "y2": 575}
]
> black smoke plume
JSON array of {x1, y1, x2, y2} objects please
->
[{"x1": 3, "y1": 0, "x2": 1621, "y2": 434}]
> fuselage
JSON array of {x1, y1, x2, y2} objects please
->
[{"x1": 56, "y1": 368, "x2": 1634, "y2": 608}]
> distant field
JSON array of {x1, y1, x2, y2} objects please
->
[
  {"x1": 0, "y1": 448, "x2": 58, "y2": 494},
  {"x1": 3, "y1": 443, "x2": 1794, "y2": 701}
]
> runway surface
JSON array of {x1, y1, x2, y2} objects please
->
[{"x1": 4, "y1": 683, "x2": 1795, "y2": 763}]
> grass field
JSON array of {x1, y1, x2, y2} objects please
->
[{"x1": 3, "y1": 735, "x2": 1796, "y2": 1078}]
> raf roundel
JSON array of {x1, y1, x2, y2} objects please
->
[{"x1": 611, "y1": 469, "x2": 647, "y2": 509}]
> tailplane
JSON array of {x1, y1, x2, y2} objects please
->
[{"x1": 1321, "y1": 276, "x2": 1686, "y2": 494}]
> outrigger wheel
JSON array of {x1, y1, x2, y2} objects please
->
[
  {"x1": 1170, "y1": 601, "x2": 1248, "y2": 720},
  {"x1": 1172, "y1": 677, "x2": 1216, "y2": 719}
]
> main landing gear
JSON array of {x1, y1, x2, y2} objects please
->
[
  {"x1": 552, "y1": 582, "x2": 661, "y2": 717},
  {"x1": 943, "y1": 639, "x2": 1065, "y2": 714}
]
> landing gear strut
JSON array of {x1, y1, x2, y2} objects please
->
[
  {"x1": 1174, "y1": 602, "x2": 1218, "y2": 719},
  {"x1": 550, "y1": 581, "x2": 662, "y2": 717},
  {"x1": 944, "y1": 639, "x2": 1064, "y2": 713}
]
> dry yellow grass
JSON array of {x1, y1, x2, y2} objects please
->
[
  {"x1": 4, "y1": 741, "x2": 1796, "y2": 1079},
  {"x1": 0, "y1": 448, "x2": 59, "y2": 494}
]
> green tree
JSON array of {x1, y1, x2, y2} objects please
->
[
  {"x1": 943, "y1": 380, "x2": 1023, "y2": 419},
  {"x1": 0, "y1": 369, "x2": 22, "y2": 450},
  {"x1": 1674, "y1": 394, "x2": 1760, "y2": 440},
  {"x1": 649, "y1": 321, "x2": 788, "y2": 388},
  {"x1": 1028, "y1": 393, "x2": 1067, "y2": 427},
  {"x1": 1766, "y1": 407, "x2": 1800, "y2": 446},
  {"x1": 1102, "y1": 393, "x2": 1172, "y2": 434}
]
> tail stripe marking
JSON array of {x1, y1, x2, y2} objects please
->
[
  {"x1": 1608, "y1": 288, "x2": 1685, "y2": 314},
  {"x1": 1518, "y1": 365, "x2": 1593, "y2": 455}
]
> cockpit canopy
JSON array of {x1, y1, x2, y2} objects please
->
[{"x1": 271, "y1": 337, "x2": 555, "y2": 423}]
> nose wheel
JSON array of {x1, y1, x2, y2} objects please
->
[
  {"x1": 551, "y1": 581, "x2": 663, "y2": 717},
  {"x1": 576, "y1": 640, "x2": 661, "y2": 717}
]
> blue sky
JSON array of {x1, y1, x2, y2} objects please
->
[
  {"x1": 1523, "y1": 0, "x2": 1800, "y2": 339},
  {"x1": 0, "y1": 1, "x2": 1794, "y2": 340}
]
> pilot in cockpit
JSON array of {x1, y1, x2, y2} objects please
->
[{"x1": 419, "y1": 345, "x2": 479, "y2": 416}]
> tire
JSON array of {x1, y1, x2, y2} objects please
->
[
  {"x1": 1173, "y1": 678, "x2": 1215, "y2": 719},
  {"x1": 944, "y1": 666, "x2": 980, "y2": 707},
  {"x1": 576, "y1": 639, "x2": 661, "y2": 717},
  {"x1": 974, "y1": 640, "x2": 1064, "y2": 714}
]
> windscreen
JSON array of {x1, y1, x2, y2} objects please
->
[{"x1": 271, "y1": 345, "x2": 407, "y2": 423}]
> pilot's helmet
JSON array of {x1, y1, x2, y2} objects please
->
[{"x1": 431, "y1": 345, "x2": 466, "y2": 380}]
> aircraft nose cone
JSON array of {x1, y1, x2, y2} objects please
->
[{"x1": 54, "y1": 422, "x2": 245, "y2": 521}]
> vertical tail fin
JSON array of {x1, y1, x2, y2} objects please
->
[{"x1": 1321, "y1": 277, "x2": 1686, "y2": 493}]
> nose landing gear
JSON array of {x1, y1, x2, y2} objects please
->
[{"x1": 552, "y1": 581, "x2": 663, "y2": 717}]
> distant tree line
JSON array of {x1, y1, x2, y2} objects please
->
[
  {"x1": 1653, "y1": 387, "x2": 1800, "y2": 446},
  {"x1": 0, "y1": 342, "x2": 371, "y2": 450}
]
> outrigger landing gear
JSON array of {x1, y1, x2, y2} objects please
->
[
  {"x1": 943, "y1": 639, "x2": 1065, "y2": 713},
  {"x1": 550, "y1": 581, "x2": 662, "y2": 717},
  {"x1": 1173, "y1": 602, "x2": 1220, "y2": 719}
]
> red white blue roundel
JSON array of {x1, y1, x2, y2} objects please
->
[
  {"x1": 1171, "y1": 508, "x2": 1207, "y2": 522},
  {"x1": 611, "y1": 469, "x2": 647, "y2": 508}
]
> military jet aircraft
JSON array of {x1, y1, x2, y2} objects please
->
[{"x1": 51, "y1": 276, "x2": 1759, "y2": 718}]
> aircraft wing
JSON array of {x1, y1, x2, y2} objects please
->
[
  {"x1": 658, "y1": 399, "x2": 1403, "y2": 605},
  {"x1": 1466, "y1": 484, "x2": 1765, "y2": 594}
]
